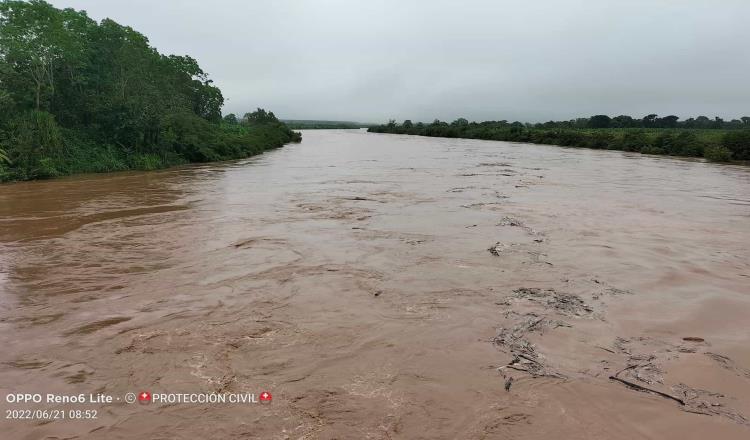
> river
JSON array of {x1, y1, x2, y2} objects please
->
[{"x1": 1, "y1": 129, "x2": 749, "y2": 439}]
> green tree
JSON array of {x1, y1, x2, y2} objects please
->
[
  {"x1": 0, "y1": 0, "x2": 299, "y2": 182},
  {"x1": 243, "y1": 108, "x2": 279, "y2": 125},
  {"x1": 642, "y1": 114, "x2": 658, "y2": 128},
  {"x1": 588, "y1": 115, "x2": 611, "y2": 128},
  {"x1": 167, "y1": 55, "x2": 224, "y2": 122},
  {"x1": 658, "y1": 115, "x2": 679, "y2": 128},
  {"x1": 0, "y1": 0, "x2": 64, "y2": 110},
  {"x1": 611, "y1": 115, "x2": 635, "y2": 128}
]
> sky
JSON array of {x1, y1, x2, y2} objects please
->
[{"x1": 48, "y1": 0, "x2": 750, "y2": 123}]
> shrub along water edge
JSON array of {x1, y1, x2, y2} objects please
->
[{"x1": 369, "y1": 118, "x2": 749, "y2": 163}]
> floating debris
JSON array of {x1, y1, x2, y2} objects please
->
[
  {"x1": 504, "y1": 376, "x2": 514, "y2": 391},
  {"x1": 513, "y1": 288, "x2": 593, "y2": 316},
  {"x1": 493, "y1": 313, "x2": 568, "y2": 378},
  {"x1": 673, "y1": 383, "x2": 749, "y2": 425},
  {"x1": 497, "y1": 216, "x2": 543, "y2": 237},
  {"x1": 498, "y1": 216, "x2": 524, "y2": 227},
  {"x1": 682, "y1": 337, "x2": 705, "y2": 342},
  {"x1": 609, "y1": 368, "x2": 684, "y2": 406},
  {"x1": 487, "y1": 242, "x2": 507, "y2": 256},
  {"x1": 706, "y1": 352, "x2": 750, "y2": 379}
]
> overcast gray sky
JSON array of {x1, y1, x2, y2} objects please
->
[{"x1": 49, "y1": 0, "x2": 750, "y2": 123}]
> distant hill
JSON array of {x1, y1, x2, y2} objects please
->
[{"x1": 281, "y1": 120, "x2": 372, "y2": 129}]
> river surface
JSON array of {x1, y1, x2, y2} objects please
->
[{"x1": 1, "y1": 129, "x2": 749, "y2": 439}]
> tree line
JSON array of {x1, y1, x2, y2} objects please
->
[
  {"x1": 370, "y1": 115, "x2": 750, "y2": 162},
  {"x1": 537, "y1": 114, "x2": 749, "y2": 130},
  {"x1": 280, "y1": 120, "x2": 369, "y2": 129},
  {"x1": 0, "y1": 0, "x2": 299, "y2": 182}
]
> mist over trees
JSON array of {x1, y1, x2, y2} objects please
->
[{"x1": 0, "y1": 0, "x2": 299, "y2": 181}]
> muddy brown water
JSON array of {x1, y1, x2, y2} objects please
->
[{"x1": 1, "y1": 129, "x2": 749, "y2": 439}]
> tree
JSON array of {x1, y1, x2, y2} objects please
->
[
  {"x1": 589, "y1": 115, "x2": 611, "y2": 128},
  {"x1": 0, "y1": 82, "x2": 15, "y2": 124},
  {"x1": 243, "y1": 108, "x2": 279, "y2": 125},
  {"x1": 402, "y1": 119, "x2": 413, "y2": 129},
  {"x1": 0, "y1": 0, "x2": 299, "y2": 182},
  {"x1": 726, "y1": 119, "x2": 744, "y2": 129},
  {"x1": 659, "y1": 115, "x2": 679, "y2": 128},
  {"x1": 0, "y1": 0, "x2": 65, "y2": 110},
  {"x1": 642, "y1": 114, "x2": 658, "y2": 128},
  {"x1": 611, "y1": 115, "x2": 635, "y2": 128},
  {"x1": 695, "y1": 116, "x2": 711, "y2": 129},
  {"x1": 223, "y1": 113, "x2": 238, "y2": 124},
  {"x1": 167, "y1": 55, "x2": 223, "y2": 122}
]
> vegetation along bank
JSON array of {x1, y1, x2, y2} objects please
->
[
  {"x1": 369, "y1": 115, "x2": 750, "y2": 162},
  {"x1": 0, "y1": 0, "x2": 300, "y2": 182}
]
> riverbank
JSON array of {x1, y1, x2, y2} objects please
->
[
  {"x1": 369, "y1": 122, "x2": 750, "y2": 163},
  {"x1": 0, "y1": 119, "x2": 301, "y2": 183}
]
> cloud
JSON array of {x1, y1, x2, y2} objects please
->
[{"x1": 49, "y1": 0, "x2": 750, "y2": 122}]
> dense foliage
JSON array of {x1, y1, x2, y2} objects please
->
[
  {"x1": 0, "y1": 0, "x2": 299, "y2": 181},
  {"x1": 370, "y1": 116, "x2": 750, "y2": 162}
]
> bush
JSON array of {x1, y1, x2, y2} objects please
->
[
  {"x1": 2, "y1": 111, "x2": 65, "y2": 179},
  {"x1": 368, "y1": 120, "x2": 744, "y2": 164},
  {"x1": 704, "y1": 145, "x2": 732, "y2": 162},
  {"x1": 129, "y1": 154, "x2": 165, "y2": 171},
  {"x1": 722, "y1": 130, "x2": 750, "y2": 160},
  {"x1": 674, "y1": 132, "x2": 704, "y2": 157},
  {"x1": 0, "y1": 146, "x2": 11, "y2": 181},
  {"x1": 588, "y1": 131, "x2": 615, "y2": 149},
  {"x1": 620, "y1": 131, "x2": 649, "y2": 152}
]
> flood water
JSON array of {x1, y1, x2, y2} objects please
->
[{"x1": 1, "y1": 129, "x2": 749, "y2": 439}]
